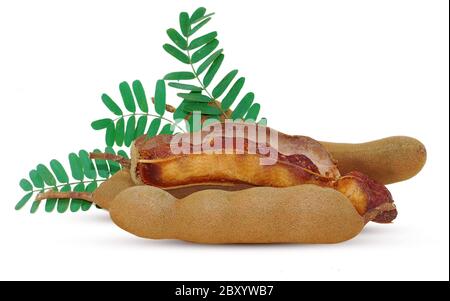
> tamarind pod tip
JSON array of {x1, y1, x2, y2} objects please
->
[{"x1": 322, "y1": 136, "x2": 427, "y2": 185}]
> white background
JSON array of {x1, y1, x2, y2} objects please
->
[{"x1": 0, "y1": 0, "x2": 448, "y2": 281}]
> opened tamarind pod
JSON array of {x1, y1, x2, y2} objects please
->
[
  {"x1": 320, "y1": 136, "x2": 426, "y2": 185},
  {"x1": 109, "y1": 185, "x2": 368, "y2": 244},
  {"x1": 128, "y1": 124, "x2": 397, "y2": 223}
]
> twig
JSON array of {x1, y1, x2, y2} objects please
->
[
  {"x1": 36, "y1": 190, "x2": 93, "y2": 202},
  {"x1": 89, "y1": 152, "x2": 131, "y2": 168}
]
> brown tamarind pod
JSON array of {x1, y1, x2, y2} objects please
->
[
  {"x1": 128, "y1": 126, "x2": 397, "y2": 223},
  {"x1": 109, "y1": 185, "x2": 365, "y2": 244},
  {"x1": 321, "y1": 136, "x2": 426, "y2": 185}
]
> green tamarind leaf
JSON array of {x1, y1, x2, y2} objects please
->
[
  {"x1": 177, "y1": 93, "x2": 211, "y2": 102},
  {"x1": 132, "y1": 80, "x2": 148, "y2": 113},
  {"x1": 179, "y1": 12, "x2": 190, "y2": 37},
  {"x1": 159, "y1": 123, "x2": 174, "y2": 135},
  {"x1": 50, "y1": 159, "x2": 69, "y2": 183},
  {"x1": 82, "y1": 181, "x2": 97, "y2": 211},
  {"x1": 183, "y1": 103, "x2": 222, "y2": 115},
  {"x1": 117, "y1": 150, "x2": 129, "y2": 160},
  {"x1": 147, "y1": 118, "x2": 161, "y2": 137},
  {"x1": 168, "y1": 82, "x2": 203, "y2": 91},
  {"x1": 190, "y1": 7, "x2": 206, "y2": 23},
  {"x1": 93, "y1": 149, "x2": 110, "y2": 179},
  {"x1": 212, "y1": 69, "x2": 238, "y2": 98},
  {"x1": 19, "y1": 179, "x2": 33, "y2": 191},
  {"x1": 124, "y1": 115, "x2": 136, "y2": 147},
  {"x1": 15, "y1": 192, "x2": 33, "y2": 210},
  {"x1": 105, "y1": 147, "x2": 121, "y2": 175},
  {"x1": 57, "y1": 184, "x2": 71, "y2": 213},
  {"x1": 173, "y1": 102, "x2": 189, "y2": 121},
  {"x1": 188, "y1": 31, "x2": 217, "y2": 50},
  {"x1": 36, "y1": 164, "x2": 56, "y2": 186},
  {"x1": 197, "y1": 49, "x2": 223, "y2": 75},
  {"x1": 166, "y1": 28, "x2": 188, "y2": 50},
  {"x1": 30, "y1": 191, "x2": 43, "y2": 213},
  {"x1": 135, "y1": 115, "x2": 147, "y2": 138},
  {"x1": 222, "y1": 77, "x2": 245, "y2": 110},
  {"x1": 68, "y1": 153, "x2": 84, "y2": 181},
  {"x1": 70, "y1": 182, "x2": 85, "y2": 212},
  {"x1": 101, "y1": 94, "x2": 123, "y2": 116},
  {"x1": 29, "y1": 170, "x2": 44, "y2": 188},
  {"x1": 192, "y1": 13, "x2": 215, "y2": 25},
  {"x1": 45, "y1": 187, "x2": 58, "y2": 213},
  {"x1": 189, "y1": 17, "x2": 211, "y2": 36},
  {"x1": 163, "y1": 44, "x2": 190, "y2": 64},
  {"x1": 155, "y1": 80, "x2": 166, "y2": 116},
  {"x1": 91, "y1": 118, "x2": 113, "y2": 130},
  {"x1": 191, "y1": 39, "x2": 219, "y2": 64},
  {"x1": 203, "y1": 54, "x2": 224, "y2": 87},
  {"x1": 78, "y1": 150, "x2": 97, "y2": 180},
  {"x1": 245, "y1": 103, "x2": 261, "y2": 121},
  {"x1": 119, "y1": 82, "x2": 136, "y2": 112},
  {"x1": 105, "y1": 122, "x2": 115, "y2": 147},
  {"x1": 164, "y1": 72, "x2": 195, "y2": 81},
  {"x1": 115, "y1": 118, "x2": 125, "y2": 146},
  {"x1": 30, "y1": 202, "x2": 40, "y2": 214},
  {"x1": 231, "y1": 92, "x2": 254, "y2": 120}
]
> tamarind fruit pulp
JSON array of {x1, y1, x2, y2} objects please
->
[
  {"x1": 109, "y1": 185, "x2": 365, "y2": 244},
  {"x1": 321, "y1": 136, "x2": 426, "y2": 185}
]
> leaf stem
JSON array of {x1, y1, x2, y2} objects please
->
[
  {"x1": 31, "y1": 179, "x2": 106, "y2": 193},
  {"x1": 186, "y1": 38, "x2": 230, "y2": 119},
  {"x1": 113, "y1": 113, "x2": 186, "y2": 133}
]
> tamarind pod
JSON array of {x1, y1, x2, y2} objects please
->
[
  {"x1": 109, "y1": 185, "x2": 365, "y2": 244},
  {"x1": 92, "y1": 170, "x2": 135, "y2": 209},
  {"x1": 130, "y1": 135, "x2": 396, "y2": 223},
  {"x1": 90, "y1": 169, "x2": 396, "y2": 223},
  {"x1": 321, "y1": 136, "x2": 426, "y2": 184}
]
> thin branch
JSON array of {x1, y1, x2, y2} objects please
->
[
  {"x1": 31, "y1": 179, "x2": 106, "y2": 193},
  {"x1": 113, "y1": 113, "x2": 186, "y2": 133},
  {"x1": 185, "y1": 37, "x2": 231, "y2": 119},
  {"x1": 89, "y1": 152, "x2": 131, "y2": 168}
]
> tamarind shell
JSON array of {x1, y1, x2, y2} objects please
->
[
  {"x1": 92, "y1": 170, "x2": 135, "y2": 209},
  {"x1": 109, "y1": 185, "x2": 365, "y2": 244},
  {"x1": 321, "y1": 136, "x2": 426, "y2": 185}
]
